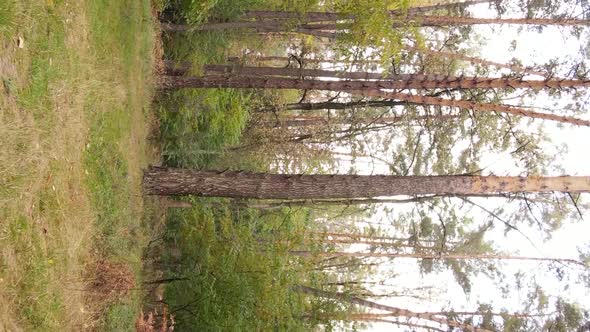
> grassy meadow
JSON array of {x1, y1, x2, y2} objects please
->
[{"x1": 0, "y1": 0, "x2": 159, "y2": 330}]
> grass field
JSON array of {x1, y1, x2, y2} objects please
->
[{"x1": 0, "y1": 0, "x2": 159, "y2": 330}]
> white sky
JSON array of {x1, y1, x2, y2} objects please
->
[{"x1": 336, "y1": 2, "x2": 590, "y2": 331}]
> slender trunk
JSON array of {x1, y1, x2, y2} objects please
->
[
  {"x1": 294, "y1": 285, "x2": 491, "y2": 332},
  {"x1": 240, "y1": 13, "x2": 589, "y2": 27},
  {"x1": 159, "y1": 75, "x2": 590, "y2": 92},
  {"x1": 265, "y1": 114, "x2": 458, "y2": 128},
  {"x1": 406, "y1": 45, "x2": 548, "y2": 77},
  {"x1": 243, "y1": 0, "x2": 494, "y2": 20},
  {"x1": 313, "y1": 313, "x2": 447, "y2": 332},
  {"x1": 230, "y1": 55, "x2": 383, "y2": 66},
  {"x1": 240, "y1": 197, "x2": 435, "y2": 209},
  {"x1": 290, "y1": 250, "x2": 585, "y2": 266},
  {"x1": 284, "y1": 100, "x2": 407, "y2": 111},
  {"x1": 143, "y1": 167, "x2": 590, "y2": 197},
  {"x1": 243, "y1": 2, "x2": 494, "y2": 20},
  {"x1": 204, "y1": 64, "x2": 432, "y2": 80},
  {"x1": 412, "y1": 15, "x2": 590, "y2": 27},
  {"x1": 311, "y1": 231, "x2": 423, "y2": 243},
  {"x1": 324, "y1": 313, "x2": 448, "y2": 332},
  {"x1": 359, "y1": 90, "x2": 590, "y2": 127},
  {"x1": 318, "y1": 238, "x2": 435, "y2": 249}
]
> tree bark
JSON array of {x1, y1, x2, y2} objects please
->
[
  {"x1": 159, "y1": 75, "x2": 590, "y2": 92},
  {"x1": 143, "y1": 167, "x2": 590, "y2": 198}
]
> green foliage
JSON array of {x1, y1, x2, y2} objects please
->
[
  {"x1": 326, "y1": 0, "x2": 410, "y2": 67},
  {"x1": 158, "y1": 88, "x2": 250, "y2": 167},
  {"x1": 171, "y1": 0, "x2": 318, "y2": 26},
  {"x1": 161, "y1": 199, "x2": 310, "y2": 330}
]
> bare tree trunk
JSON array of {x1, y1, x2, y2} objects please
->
[
  {"x1": 411, "y1": 15, "x2": 590, "y2": 27},
  {"x1": 290, "y1": 250, "x2": 586, "y2": 266},
  {"x1": 359, "y1": 89, "x2": 590, "y2": 127},
  {"x1": 284, "y1": 100, "x2": 407, "y2": 111},
  {"x1": 316, "y1": 238, "x2": 435, "y2": 250},
  {"x1": 143, "y1": 167, "x2": 590, "y2": 197},
  {"x1": 229, "y1": 55, "x2": 383, "y2": 66},
  {"x1": 323, "y1": 313, "x2": 449, "y2": 332},
  {"x1": 204, "y1": 64, "x2": 426, "y2": 80},
  {"x1": 240, "y1": 13, "x2": 589, "y2": 27},
  {"x1": 243, "y1": 2, "x2": 494, "y2": 20},
  {"x1": 159, "y1": 75, "x2": 590, "y2": 92},
  {"x1": 312, "y1": 313, "x2": 447, "y2": 332},
  {"x1": 294, "y1": 285, "x2": 491, "y2": 332},
  {"x1": 266, "y1": 114, "x2": 458, "y2": 128}
]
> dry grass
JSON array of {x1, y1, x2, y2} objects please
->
[
  {"x1": 91, "y1": 259, "x2": 137, "y2": 303},
  {"x1": 135, "y1": 307, "x2": 175, "y2": 332},
  {"x1": 0, "y1": 0, "x2": 159, "y2": 330}
]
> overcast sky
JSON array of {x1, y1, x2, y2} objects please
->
[{"x1": 344, "y1": 2, "x2": 590, "y2": 331}]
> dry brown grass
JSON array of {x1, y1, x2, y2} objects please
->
[
  {"x1": 135, "y1": 306, "x2": 175, "y2": 332},
  {"x1": 91, "y1": 259, "x2": 137, "y2": 303}
]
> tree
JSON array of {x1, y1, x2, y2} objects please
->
[
  {"x1": 290, "y1": 250, "x2": 586, "y2": 266},
  {"x1": 295, "y1": 284, "x2": 492, "y2": 332},
  {"x1": 143, "y1": 167, "x2": 590, "y2": 198},
  {"x1": 159, "y1": 74, "x2": 590, "y2": 91}
]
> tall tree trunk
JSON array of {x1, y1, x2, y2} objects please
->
[
  {"x1": 143, "y1": 167, "x2": 590, "y2": 197},
  {"x1": 315, "y1": 238, "x2": 435, "y2": 250},
  {"x1": 228, "y1": 55, "x2": 384, "y2": 66},
  {"x1": 412, "y1": 15, "x2": 590, "y2": 27},
  {"x1": 240, "y1": 13, "x2": 590, "y2": 27},
  {"x1": 294, "y1": 285, "x2": 491, "y2": 332},
  {"x1": 290, "y1": 251, "x2": 585, "y2": 266},
  {"x1": 266, "y1": 114, "x2": 458, "y2": 128},
  {"x1": 244, "y1": 1, "x2": 494, "y2": 20},
  {"x1": 358, "y1": 90, "x2": 590, "y2": 127},
  {"x1": 159, "y1": 75, "x2": 590, "y2": 92},
  {"x1": 204, "y1": 64, "x2": 429, "y2": 80},
  {"x1": 284, "y1": 99, "x2": 407, "y2": 111},
  {"x1": 312, "y1": 313, "x2": 447, "y2": 332}
]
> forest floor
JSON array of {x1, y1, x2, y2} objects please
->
[{"x1": 0, "y1": 1, "x2": 164, "y2": 330}]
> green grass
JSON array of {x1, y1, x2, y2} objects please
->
[{"x1": 0, "y1": 0, "x2": 157, "y2": 330}]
